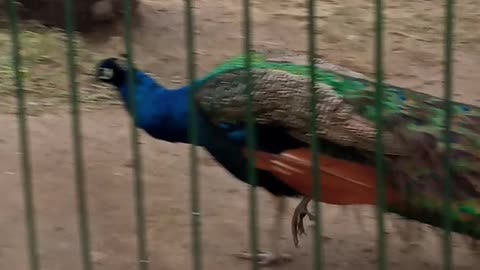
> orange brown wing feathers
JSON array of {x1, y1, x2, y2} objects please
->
[{"x1": 244, "y1": 148, "x2": 401, "y2": 205}]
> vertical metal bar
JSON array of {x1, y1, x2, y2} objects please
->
[
  {"x1": 64, "y1": 1, "x2": 93, "y2": 270},
  {"x1": 242, "y1": 0, "x2": 259, "y2": 269},
  {"x1": 442, "y1": 0, "x2": 455, "y2": 269},
  {"x1": 306, "y1": 0, "x2": 323, "y2": 269},
  {"x1": 183, "y1": 1, "x2": 203, "y2": 270},
  {"x1": 373, "y1": 0, "x2": 387, "y2": 269},
  {"x1": 7, "y1": 1, "x2": 40, "y2": 270},
  {"x1": 121, "y1": 1, "x2": 149, "y2": 269}
]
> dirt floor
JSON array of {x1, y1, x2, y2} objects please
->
[{"x1": 1, "y1": 0, "x2": 480, "y2": 269}]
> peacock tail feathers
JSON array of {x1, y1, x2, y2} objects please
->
[
  {"x1": 388, "y1": 197, "x2": 480, "y2": 240},
  {"x1": 193, "y1": 52, "x2": 480, "y2": 231}
]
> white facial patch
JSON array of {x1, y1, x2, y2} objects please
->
[{"x1": 98, "y1": 68, "x2": 114, "y2": 80}]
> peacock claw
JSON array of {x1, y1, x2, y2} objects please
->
[
  {"x1": 233, "y1": 251, "x2": 293, "y2": 266},
  {"x1": 291, "y1": 198, "x2": 316, "y2": 247}
]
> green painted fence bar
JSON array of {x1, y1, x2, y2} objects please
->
[
  {"x1": 442, "y1": 0, "x2": 455, "y2": 270},
  {"x1": 64, "y1": 1, "x2": 94, "y2": 270},
  {"x1": 121, "y1": 1, "x2": 149, "y2": 270},
  {"x1": 241, "y1": 1, "x2": 260, "y2": 270},
  {"x1": 373, "y1": 0, "x2": 387, "y2": 269},
  {"x1": 7, "y1": 1, "x2": 40, "y2": 270},
  {"x1": 183, "y1": 1, "x2": 203, "y2": 270},
  {"x1": 306, "y1": 0, "x2": 323, "y2": 269}
]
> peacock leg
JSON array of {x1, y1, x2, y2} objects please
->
[
  {"x1": 233, "y1": 196, "x2": 293, "y2": 266},
  {"x1": 291, "y1": 197, "x2": 316, "y2": 247}
]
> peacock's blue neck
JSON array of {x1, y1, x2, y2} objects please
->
[{"x1": 117, "y1": 71, "x2": 246, "y2": 146}]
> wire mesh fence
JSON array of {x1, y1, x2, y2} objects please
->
[{"x1": 6, "y1": 0, "x2": 457, "y2": 270}]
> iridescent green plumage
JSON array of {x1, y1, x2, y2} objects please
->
[{"x1": 192, "y1": 52, "x2": 480, "y2": 238}]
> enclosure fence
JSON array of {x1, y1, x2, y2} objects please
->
[{"x1": 6, "y1": 0, "x2": 455, "y2": 270}]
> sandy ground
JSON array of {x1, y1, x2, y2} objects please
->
[{"x1": 1, "y1": 0, "x2": 480, "y2": 269}]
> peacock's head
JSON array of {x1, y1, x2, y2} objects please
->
[{"x1": 95, "y1": 57, "x2": 129, "y2": 87}]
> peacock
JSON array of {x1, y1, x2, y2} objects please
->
[
  {"x1": 192, "y1": 52, "x2": 480, "y2": 247},
  {"x1": 95, "y1": 52, "x2": 480, "y2": 263},
  {"x1": 96, "y1": 57, "x2": 308, "y2": 266}
]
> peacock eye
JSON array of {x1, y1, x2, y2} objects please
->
[{"x1": 99, "y1": 68, "x2": 114, "y2": 80}]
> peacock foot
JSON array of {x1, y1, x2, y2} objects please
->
[
  {"x1": 291, "y1": 197, "x2": 316, "y2": 247},
  {"x1": 233, "y1": 251, "x2": 293, "y2": 266}
]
